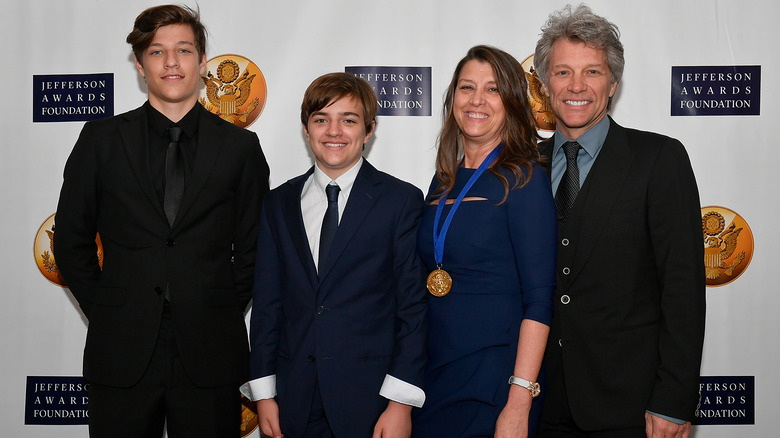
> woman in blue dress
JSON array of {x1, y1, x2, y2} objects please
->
[{"x1": 412, "y1": 45, "x2": 557, "y2": 438}]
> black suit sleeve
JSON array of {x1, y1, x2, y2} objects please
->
[
  {"x1": 53, "y1": 122, "x2": 102, "y2": 318},
  {"x1": 645, "y1": 138, "x2": 706, "y2": 421},
  {"x1": 232, "y1": 132, "x2": 270, "y2": 312}
]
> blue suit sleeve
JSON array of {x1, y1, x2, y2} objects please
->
[
  {"x1": 387, "y1": 186, "x2": 428, "y2": 388},
  {"x1": 248, "y1": 199, "x2": 283, "y2": 380},
  {"x1": 507, "y1": 165, "x2": 558, "y2": 326}
]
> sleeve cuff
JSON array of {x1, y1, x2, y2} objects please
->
[
  {"x1": 239, "y1": 375, "x2": 276, "y2": 402},
  {"x1": 379, "y1": 374, "x2": 425, "y2": 408},
  {"x1": 646, "y1": 410, "x2": 687, "y2": 425}
]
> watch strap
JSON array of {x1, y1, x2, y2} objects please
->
[{"x1": 508, "y1": 376, "x2": 541, "y2": 398}]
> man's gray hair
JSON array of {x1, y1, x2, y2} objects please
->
[{"x1": 534, "y1": 4, "x2": 624, "y2": 86}]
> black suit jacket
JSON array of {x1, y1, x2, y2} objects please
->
[
  {"x1": 539, "y1": 118, "x2": 705, "y2": 429},
  {"x1": 53, "y1": 103, "x2": 269, "y2": 388},
  {"x1": 249, "y1": 161, "x2": 428, "y2": 438}
]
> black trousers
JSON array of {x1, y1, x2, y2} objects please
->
[
  {"x1": 538, "y1": 351, "x2": 644, "y2": 438},
  {"x1": 87, "y1": 306, "x2": 241, "y2": 438},
  {"x1": 539, "y1": 403, "x2": 645, "y2": 438}
]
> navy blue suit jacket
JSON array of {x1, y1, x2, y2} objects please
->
[{"x1": 249, "y1": 160, "x2": 428, "y2": 437}]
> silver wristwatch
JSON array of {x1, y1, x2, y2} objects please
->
[{"x1": 508, "y1": 376, "x2": 541, "y2": 398}]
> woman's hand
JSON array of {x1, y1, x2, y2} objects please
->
[{"x1": 494, "y1": 386, "x2": 532, "y2": 438}]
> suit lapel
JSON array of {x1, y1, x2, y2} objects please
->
[
  {"x1": 317, "y1": 161, "x2": 381, "y2": 283},
  {"x1": 172, "y1": 108, "x2": 224, "y2": 229},
  {"x1": 119, "y1": 106, "x2": 168, "y2": 224},
  {"x1": 284, "y1": 168, "x2": 320, "y2": 290},
  {"x1": 563, "y1": 119, "x2": 634, "y2": 288}
]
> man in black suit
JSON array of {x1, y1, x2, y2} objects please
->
[
  {"x1": 533, "y1": 5, "x2": 706, "y2": 438},
  {"x1": 241, "y1": 73, "x2": 427, "y2": 438},
  {"x1": 53, "y1": 5, "x2": 269, "y2": 437}
]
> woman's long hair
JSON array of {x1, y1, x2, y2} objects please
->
[{"x1": 435, "y1": 45, "x2": 541, "y2": 203}]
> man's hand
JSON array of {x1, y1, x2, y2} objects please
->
[
  {"x1": 645, "y1": 412, "x2": 691, "y2": 438},
  {"x1": 257, "y1": 398, "x2": 283, "y2": 438},
  {"x1": 372, "y1": 401, "x2": 412, "y2": 438}
]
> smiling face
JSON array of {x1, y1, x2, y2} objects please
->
[
  {"x1": 304, "y1": 96, "x2": 374, "y2": 180},
  {"x1": 453, "y1": 59, "x2": 506, "y2": 154},
  {"x1": 135, "y1": 23, "x2": 206, "y2": 118},
  {"x1": 542, "y1": 39, "x2": 618, "y2": 140}
]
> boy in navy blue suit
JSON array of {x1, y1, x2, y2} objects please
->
[{"x1": 241, "y1": 73, "x2": 428, "y2": 438}]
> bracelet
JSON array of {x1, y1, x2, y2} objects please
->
[{"x1": 508, "y1": 376, "x2": 541, "y2": 398}]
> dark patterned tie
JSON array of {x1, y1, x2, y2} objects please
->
[
  {"x1": 555, "y1": 141, "x2": 581, "y2": 223},
  {"x1": 164, "y1": 125, "x2": 184, "y2": 226},
  {"x1": 318, "y1": 184, "x2": 341, "y2": 269}
]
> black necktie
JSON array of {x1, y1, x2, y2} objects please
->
[
  {"x1": 555, "y1": 141, "x2": 581, "y2": 223},
  {"x1": 318, "y1": 184, "x2": 341, "y2": 269},
  {"x1": 164, "y1": 125, "x2": 184, "y2": 226}
]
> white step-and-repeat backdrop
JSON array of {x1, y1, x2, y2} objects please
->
[{"x1": 3, "y1": 0, "x2": 775, "y2": 436}]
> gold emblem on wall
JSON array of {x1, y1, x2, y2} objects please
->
[
  {"x1": 200, "y1": 54, "x2": 267, "y2": 128},
  {"x1": 34, "y1": 213, "x2": 103, "y2": 286},
  {"x1": 520, "y1": 55, "x2": 556, "y2": 132},
  {"x1": 701, "y1": 206, "x2": 753, "y2": 287},
  {"x1": 240, "y1": 395, "x2": 259, "y2": 437}
]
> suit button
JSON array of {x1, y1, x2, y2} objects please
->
[
  {"x1": 154, "y1": 287, "x2": 164, "y2": 296},
  {"x1": 561, "y1": 294, "x2": 570, "y2": 304},
  {"x1": 562, "y1": 267, "x2": 571, "y2": 275},
  {"x1": 307, "y1": 354, "x2": 316, "y2": 363},
  {"x1": 561, "y1": 238, "x2": 569, "y2": 246},
  {"x1": 558, "y1": 338, "x2": 563, "y2": 347},
  {"x1": 165, "y1": 240, "x2": 175, "y2": 247},
  {"x1": 316, "y1": 306, "x2": 325, "y2": 315}
]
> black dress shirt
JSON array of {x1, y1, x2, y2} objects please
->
[{"x1": 146, "y1": 101, "x2": 200, "y2": 206}]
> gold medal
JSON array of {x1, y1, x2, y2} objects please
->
[{"x1": 427, "y1": 268, "x2": 452, "y2": 297}]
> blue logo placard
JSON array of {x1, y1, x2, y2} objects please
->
[
  {"x1": 345, "y1": 66, "x2": 431, "y2": 116},
  {"x1": 33, "y1": 73, "x2": 114, "y2": 122},
  {"x1": 694, "y1": 376, "x2": 754, "y2": 425},
  {"x1": 25, "y1": 376, "x2": 89, "y2": 425},
  {"x1": 671, "y1": 66, "x2": 760, "y2": 116}
]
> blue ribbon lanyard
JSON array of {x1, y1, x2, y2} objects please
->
[{"x1": 432, "y1": 144, "x2": 503, "y2": 267}]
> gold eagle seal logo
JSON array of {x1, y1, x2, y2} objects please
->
[
  {"x1": 240, "y1": 394, "x2": 259, "y2": 437},
  {"x1": 34, "y1": 213, "x2": 103, "y2": 286},
  {"x1": 701, "y1": 206, "x2": 753, "y2": 287},
  {"x1": 520, "y1": 54, "x2": 556, "y2": 132},
  {"x1": 199, "y1": 54, "x2": 267, "y2": 128}
]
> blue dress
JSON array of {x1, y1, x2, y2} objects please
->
[{"x1": 412, "y1": 164, "x2": 557, "y2": 438}]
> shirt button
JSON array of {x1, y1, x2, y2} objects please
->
[
  {"x1": 307, "y1": 354, "x2": 316, "y2": 363},
  {"x1": 316, "y1": 306, "x2": 325, "y2": 315},
  {"x1": 561, "y1": 294, "x2": 571, "y2": 305},
  {"x1": 561, "y1": 238, "x2": 569, "y2": 246},
  {"x1": 165, "y1": 240, "x2": 175, "y2": 247},
  {"x1": 562, "y1": 267, "x2": 571, "y2": 275}
]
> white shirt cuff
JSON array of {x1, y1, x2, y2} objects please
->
[
  {"x1": 239, "y1": 375, "x2": 276, "y2": 402},
  {"x1": 379, "y1": 374, "x2": 426, "y2": 408}
]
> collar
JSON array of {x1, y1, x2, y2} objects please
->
[
  {"x1": 146, "y1": 101, "x2": 201, "y2": 138},
  {"x1": 552, "y1": 116, "x2": 611, "y2": 160},
  {"x1": 312, "y1": 157, "x2": 364, "y2": 200}
]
